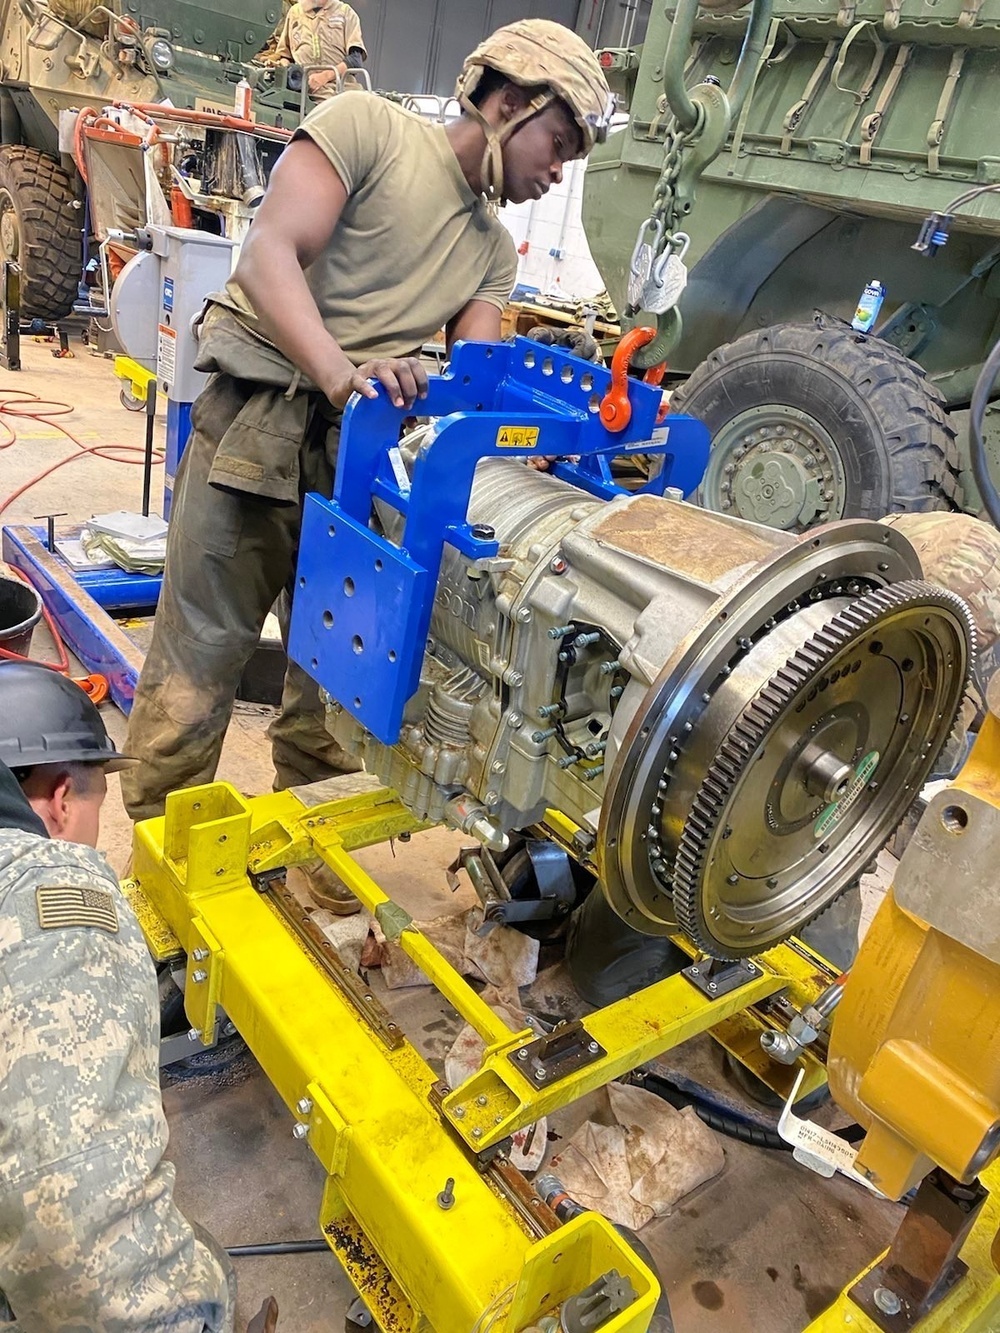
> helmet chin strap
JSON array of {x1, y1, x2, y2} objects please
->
[{"x1": 458, "y1": 90, "x2": 553, "y2": 203}]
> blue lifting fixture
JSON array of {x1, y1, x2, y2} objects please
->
[{"x1": 289, "y1": 336, "x2": 711, "y2": 747}]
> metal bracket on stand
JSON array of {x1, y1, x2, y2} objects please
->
[
  {"x1": 683, "y1": 955, "x2": 763, "y2": 999},
  {"x1": 289, "y1": 336, "x2": 710, "y2": 747},
  {"x1": 1, "y1": 261, "x2": 21, "y2": 371}
]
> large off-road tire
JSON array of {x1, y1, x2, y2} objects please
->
[
  {"x1": 0, "y1": 145, "x2": 81, "y2": 321},
  {"x1": 672, "y1": 317, "x2": 963, "y2": 531}
]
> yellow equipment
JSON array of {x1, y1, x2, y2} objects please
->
[{"x1": 129, "y1": 684, "x2": 1000, "y2": 1332}]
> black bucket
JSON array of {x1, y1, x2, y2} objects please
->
[{"x1": 0, "y1": 572, "x2": 43, "y2": 658}]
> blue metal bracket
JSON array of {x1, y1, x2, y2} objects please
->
[{"x1": 289, "y1": 337, "x2": 710, "y2": 747}]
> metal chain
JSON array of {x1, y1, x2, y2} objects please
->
[
  {"x1": 651, "y1": 117, "x2": 691, "y2": 240},
  {"x1": 625, "y1": 115, "x2": 693, "y2": 318}
]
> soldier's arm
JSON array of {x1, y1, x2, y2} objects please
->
[
  {"x1": 233, "y1": 130, "x2": 427, "y2": 409},
  {"x1": 0, "y1": 867, "x2": 230, "y2": 1332}
]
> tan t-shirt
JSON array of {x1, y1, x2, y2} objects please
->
[
  {"x1": 222, "y1": 95, "x2": 517, "y2": 364},
  {"x1": 273, "y1": 0, "x2": 365, "y2": 100}
]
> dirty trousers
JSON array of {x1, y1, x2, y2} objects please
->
[{"x1": 121, "y1": 375, "x2": 361, "y2": 822}]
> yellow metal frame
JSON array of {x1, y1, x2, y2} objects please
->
[
  {"x1": 804, "y1": 1163, "x2": 1000, "y2": 1332},
  {"x1": 128, "y1": 779, "x2": 1000, "y2": 1331},
  {"x1": 113, "y1": 354, "x2": 157, "y2": 404}
]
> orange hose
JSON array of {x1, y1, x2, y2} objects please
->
[{"x1": 0, "y1": 390, "x2": 164, "y2": 520}]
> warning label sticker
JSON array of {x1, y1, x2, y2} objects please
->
[
  {"x1": 496, "y1": 425, "x2": 540, "y2": 449},
  {"x1": 157, "y1": 323, "x2": 177, "y2": 386}
]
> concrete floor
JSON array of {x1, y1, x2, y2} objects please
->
[{"x1": 1, "y1": 338, "x2": 904, "y2": 1332}]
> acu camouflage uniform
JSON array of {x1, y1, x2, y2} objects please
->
[{"x1": 0, "y1": 766, "x2": 232, "y2": 1331}]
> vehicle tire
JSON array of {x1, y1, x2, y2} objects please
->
[
  {"x1": 0, "y1": 145, "x2": 81, "y2": 321},
  {"x1": 566, "y1": 887, "x2": 688, "y2": 1007},
  {"x1": 672, "y1": 316, "x2": 963, "y2": 531}
]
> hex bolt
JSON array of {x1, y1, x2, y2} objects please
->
[
  {"x1": 437, "y1": 1178, "x2": 456, "y2": 1210},
  {"x1": 584, "y1": 740, "x2": 607, "y2": 757},
  {"x1": 557, "y1": 755, "x2": 579, "y2": 770},
  {"x1": 548, "y1": 625, "x2": 575, "y2": 639},
  {"x1": 873, "y1": 1288, "x2": 902, "y2": 1317},
  {"x1": 503, "y1": 668, "x2": 524, "y2": 687},
  {"x1": 191, "y1": 947, "x2": 209, "y2": 961},
  {"x1": 507, "y1": 712, "x2": 523, "y2": 728},
  {"x1": 610, "y1": 685, "x2": 624, "y2": 699},
  {"x1": 599, "y1": 659, "x2": 622, "y2": 676},
  {"x1": 491, "y1": 760, "x2": 505, "y2": 774},
  {"x1": 516, "y1": 1048, "x2": 529, "y2": 1062},
  {"x1": 485, "y1": 790, "x2": 500, "y2": 807},
  {"x1": 515, "y1": 606, "x2": 532, "y2": 624},
  {"x1": 296, "y1": 1097, "x2": 313, "y2": 1116},
  {"x1": 587, "y1": 1042, "x2": 600, "y2": 1055},
  {"x1": 550, "y1": 556, "x2": 568, "y2": 574},
  {"x1": 558, "y1": 650, "x2": 575, "y2": 664},
  {"x1": 538, "y1": 702, "x2": 564, "y2": 718},
  {"x1": 533, "y1": 728, "x2": 558, "y2": 742},
  {"x1": 573, "y1": 632, "x2": 601, "y2": 648},
  {"x1": 292, "y1": 1123, "x2": 309, "y2": 1140},
  {"x1": 191, "y1": 969, "x2": 208, "y2": 984},
  {"x1": 534, "y1": 1068, "x2": 547, "y2": 1082},
  {"x1": 187, "y1": 1028, "x2": 202, "y2": 1043},
  {"x1": 582, "y1": 765, "x2": 605, "y2": 781}
]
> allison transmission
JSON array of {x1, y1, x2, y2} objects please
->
[{"x1": 289, "y1": 339, "x2": 974, "y2": 959}]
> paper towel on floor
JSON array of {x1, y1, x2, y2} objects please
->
[
  {"x1": 366, "y1": 907, "x2": 539, "y2": 991},
  {"x1": 548, "y1": 1082, "x2": 725, "y2": 1230}
]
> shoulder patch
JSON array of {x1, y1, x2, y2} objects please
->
[{"x1": 36, "y1": 885, "x2": 119, "y2": 934}]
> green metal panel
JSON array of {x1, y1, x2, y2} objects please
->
[{"x1": 583, "y1": 0, "x2": 1000, "y2": 389}]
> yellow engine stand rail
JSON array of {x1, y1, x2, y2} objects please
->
[{"x1": 127, "y1": 779, "x2": 1000, "y2": 1332}]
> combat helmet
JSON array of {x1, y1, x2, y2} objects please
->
[{"x1": 456, "y1": 19, "x2": 614, "y2": 201}]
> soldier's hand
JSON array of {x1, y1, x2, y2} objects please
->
[
  {"x1": 308, "y1": 69, "x2": 338, "y2": 91},
  {"x1": 328, "y1": 358, "x2": 429, "y2": 411},
  {"x1": 247, "y1": 1296, "x2": 279, "y2": 1333}
]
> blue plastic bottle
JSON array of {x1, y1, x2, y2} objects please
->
[{"x1": 851, "y1": 279, "x2": 886, "y2": 333}]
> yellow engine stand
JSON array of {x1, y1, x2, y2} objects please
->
[{"x1": 127, "y1": 778, "x2": 1000, "y2": 1332}]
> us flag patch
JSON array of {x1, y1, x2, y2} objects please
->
[{"x1": 36, "y1": 885, "x2": 119, "y2": 934}]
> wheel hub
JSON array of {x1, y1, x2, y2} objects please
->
[
  {"x1": 0, "y1": 194, "x2": 19, "y2": 262},
  {"x1": 703, "y1": 406, "x2": 848, "y2": 530}
]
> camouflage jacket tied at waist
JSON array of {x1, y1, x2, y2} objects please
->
[{"x1": 192, "y1": 302, "x2": 341, "y2": 507}]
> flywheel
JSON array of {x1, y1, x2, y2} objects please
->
[{"x1": 601, "y1": 577, "x2": 975, "y2": 958}]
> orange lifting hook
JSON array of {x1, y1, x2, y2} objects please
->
[{"x1": 598, "y1": 327, "x2": 669, "y2": 433}]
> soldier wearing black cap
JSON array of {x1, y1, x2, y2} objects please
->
[{"x1": 0, "y1": 663, "x2": 271, "y2": 1331}]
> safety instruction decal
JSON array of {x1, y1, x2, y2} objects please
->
[
  {"x1": 157, "y1": 323, "x2": 177, "y2": 386},
  {"x1": 496, "y1": 425, "x2": 539, "y2": 449}
]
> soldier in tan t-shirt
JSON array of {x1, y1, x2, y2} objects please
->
[
  {"x1": 122, "y1": 23, "x2": 613, "y2": 914},
  {"x1": 271, "y1": 0, "x2": 366, "y2": 101}
]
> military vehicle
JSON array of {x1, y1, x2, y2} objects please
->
[
  {"x1": 0, "y1": 0, "x2": 305, "y2": 319},
  {"x1": 583, "y1": 0, "x2": 1000, "y2": 529}
]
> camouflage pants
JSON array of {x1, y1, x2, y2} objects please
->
[{"x1": 121, "y1": 374, "x2": 361, "y2": 822}]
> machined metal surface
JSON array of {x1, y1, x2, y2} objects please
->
[
  {"x1": 894, "y1": 788, "x2": 1000, "y2": 965},
  {"x1": 328, "y1": 439, "x2": 974, "y2": 957}
]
